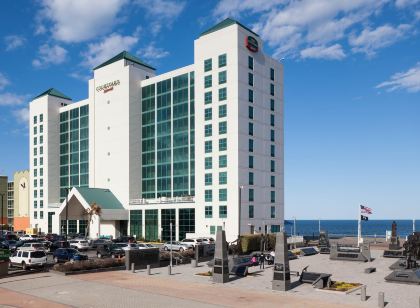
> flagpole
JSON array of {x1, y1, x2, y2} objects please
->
[{"x1": 357, "y1": 205, "x2": 362, "y2": 247}]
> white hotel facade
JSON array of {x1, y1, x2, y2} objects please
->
[{"x1": 29, "y1": 19, "x2": 284, "y2": 242}]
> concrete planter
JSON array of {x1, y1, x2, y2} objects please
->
[{"x1": 0, "y1": 261, "x2": 9, "y2": 278}]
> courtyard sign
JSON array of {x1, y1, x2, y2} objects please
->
[
  {"x1": 246, "y1": 36, "x2": 258, "y2": 53},
  {"x1": 96, "y1": 80, "x2": 120, "y2": 93}
]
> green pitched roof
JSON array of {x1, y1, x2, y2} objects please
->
[
  {"x1": 93, "y1": 51, "x2": 155, "y2": 71},
  {"x1": 200, "y1": 18, "x2": 259, "y2": 38},
  {"x1": 33, "y1": 88, "x2": 72, "y2": 101},
  {"x1": 76, "y1": 187, "x2": 124, "y2": 210}
]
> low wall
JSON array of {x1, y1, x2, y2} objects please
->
[{"x1": 125, "y1": 248, "x2": 160, "y2": 270}]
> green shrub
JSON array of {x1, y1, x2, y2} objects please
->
[{"x1": 239, "y1": 234, "x2": 277, "y2": 254}]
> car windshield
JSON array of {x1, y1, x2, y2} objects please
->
[
  {"x1": 31, "y1": 235, "x2": 38, "y2": 238},
  {"x1": 146, "y1": 244, "x2": 154, "y2": 247},
  {"x1": 80, "y1": 241, "x2": 88, "y2": 244},
  {"x1": 8, "y1": 240, "x2": 17, "y2": 244},
  {"x1": 115, "y1": 243, "x2": 126, "y2": 247},
  {"x1": 31, "y1": 251, "x2": 46, "y2": 258},
  {"x1": 68, "y1": 249, "x2": 78, "y2": 254}
]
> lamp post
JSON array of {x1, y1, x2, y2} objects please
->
[
  {"x1": 170, "y1": 222, "x2": 173, "y2": 268},
  {"x1": 0, "y1": 193, "x2": 4, "y2": 233}
]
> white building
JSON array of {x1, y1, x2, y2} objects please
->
[{"x1": 28, "y1": 18, "x2": 284, "y2": 242}]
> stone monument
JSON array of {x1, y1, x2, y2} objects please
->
[
  {"x1": 388, "y1": 221, "x2": 401, "y2": 250},
  {"x1": 319, "y1": 231, "x2": 330, "y2": 254},
  {"x1": 212, "y1": 229, "x2": 229, "y2": 283},
  {"x1": 272, "y1": 231, "x2": 291, "y2": 291}
]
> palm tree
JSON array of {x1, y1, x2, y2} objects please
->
[{"x1": 85, "y1": 202, "x2": 102, "y2": 238}]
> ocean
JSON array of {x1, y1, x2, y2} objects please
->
[{"x1": 285, "y1": 220, "x2": 419, "y2": 238}]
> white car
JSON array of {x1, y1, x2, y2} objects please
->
[
  {"x1": 115, "y1": 243, "x2": 138, "y2": 251},
  {"x1": 19, "y1": 234, "x2": 39, "y2": 241},
  {"x1": 68, "y1": 239, "x2": 90, "y2": 251},
  {"x1": 18, "y1": 242, "x2": 45, "y2": 251},
  {"x1": 162, "y1": 241, "x2": 190, "y2": 252},
  {"x1": 181, "y1": 238, "x2": 203, "y2": 248},
  {"x1": 9, "y1": 250, "x2": 47, "y2": 270}
]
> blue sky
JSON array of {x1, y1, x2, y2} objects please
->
[{"x1": 0, "y1": 0, "x2": 419, "y2": 219}]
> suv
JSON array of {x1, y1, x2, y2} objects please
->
[
  {"x1": 96, "y1": 244, "x2": 125, "y2": 258},
  {"x1": 68, "y1": 239, "x2": 89, "y2": 251},
  {"x1": 9, "y1": 250, "x2": 47, "y2": 270},
  {"x1": 18, "y1": 242, "x2": 45, "y2": 251},
  {"x1": 49, "y1": 240, "x2": 70, "y2": 252},
  {"x1": 90, "y1": 239, "x2": 111, "y2": 248},
  {"x1": 181, "y1": 238, "x2": 203, "y2": 248},
  {"x1": 20, "y1": 234, "x2": 39, "y2": 241},
  {"x1": 53, "y1": 248, "x2": 88, "y2": 263},
  {"x1": 162, "y1": 241, "x2": 190, "y2": 252},
  {"x1": 112, "y1": 236, "x2": 135, "y2": 243},
  {"x1": 114, "y1": 243, "x2": 138, "y2": 251}
]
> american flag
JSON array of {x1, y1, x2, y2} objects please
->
[{"x1": 360, "y1": 205, "x2": 372, "y2": 214}]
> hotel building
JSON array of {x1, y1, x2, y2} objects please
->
[{"x1": 28, "y1": 18, "x2": 284, "y2": 242}]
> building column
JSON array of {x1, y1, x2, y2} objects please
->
[
  {"x1": 142, "y1": 209, "x2": 145, "y2": 241},
  {"x1": 175, "y1": 208, "x2": 179, "y2": 241},
  {"x1": 158, "y1": 208, "x2": 162, "y2": 241}
]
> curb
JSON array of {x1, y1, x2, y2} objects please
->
[{"x1": 52, "y1": 266, "x2": 126, "y2": 276}]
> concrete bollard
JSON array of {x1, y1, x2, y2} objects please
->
[
  {"x1": 378, "y1": 292, "x2": 384, "y2": 308},
  {"x1": 168, "y1": 265, "x2": 171, "y2": 275},
  {"x1": 131, "y1": 263, "x2": 135, "y2": 273},
  {"x1": 147, "y1": 264, "x2": 151, "y2": 275},
  {"x1": 191, "y1": 259, "x2": 197, "y2": 268},
  {"x1": 361, "y1": 285, "x2": 367, "y2": 301}
]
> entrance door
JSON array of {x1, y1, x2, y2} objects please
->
[
  {"x1": 119, "y1": 220, "x2": 128, "y2": 236},
  {"x1": 145, "y1": 209, "x2": 158, "y2": 241}
]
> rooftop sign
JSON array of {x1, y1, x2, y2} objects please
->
[
  {"x1": 96, "y1": 80, "x2": 120, "y2": 93},
  {"x1": 246, "y1": 36, "x2": 258, "y2": 53}
]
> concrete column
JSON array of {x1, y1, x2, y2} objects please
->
[
  {"x1": 147, "y1": 264, "x2": 151, "y2": 275},
  {"x1": 378, "y1": 292, "x2": 384, "y2": 308},
  {"x1": 361, "y1": 285, "x2": 367, "y2": 301},
  {"x1": 212, "y1": 230, "x2": 229, "y2": 283},
  {"x1": 272, "y1": 231, "x2": 291, "y2": 291}
]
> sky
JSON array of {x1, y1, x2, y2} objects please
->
[{"x1": 0, "y1": 0, "x2": 419, "y2": 220}]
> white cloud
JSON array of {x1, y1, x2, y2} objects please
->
[
  {"x1": 37, "y1": 0, "x2": 127, "y2": 43},
  {"x1": 82, "y1": 33, "x2": 138, "y2": 68},
  {"x1": 4, "y1": 35, "x2": 26, "y2": 51},
  {"x1": 137, "y1": 43, "x2": 169, "y2": 62},
  {"x1": 0, "y1": 93, "x2": 30, "y2": 106},
  {"x1": 134, "y1": 0, "x2": 186, "y2": 34},
  {"x1": 12, "y1": 108, "x2": 30, "y2": 124},
  {"x1": 349, "y1": 24, "x2": 411, "y2": 56},
  {"x1": 376, "y1": 62, "x2": 420, "y2": 92},
  {"x1": 415, "y1": 10, "x2": 420, "y2": 19},
  {"x1": 213, "y1": 0, "x2": 287, "y2": 18},
  {"x1": 300, "y1": 44, "x2": 346, "y2": 60},
  {"x1": 395, "y1": 0, "x2": 420, "y2": 8},
  {"x1": 33, "y1": 44, "x2": 68, "y2": 68},
  {"x1": 0, "y1": 73, "x2": 10, "y2": 90}
]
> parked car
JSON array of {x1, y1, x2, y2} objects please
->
[
  {"x1": 68, "y1": 239, "x2": 89, "y2": 251},
  {"x1": 96, "y1": 244, "x2": 125, "y2": 258},
  {"x1": 17, "y1": 242, "x2": 45, "y2": 251},
  {"x1": 49, "y1": 240, "x2": 70, "y2": 252},
  {"x1": 19, "y1": 234, "x2": 39, "y2": 241},
  {"x1": 112, "y1": 236, "x2": 135, "y2": 243},
  {"x1": 181, "y1": 238, "x2": 203, "y2": 248},
  {"x1": 53, "y1": 248, "x2": 88, "y2": 263},
  {"x1": 90, "y1": 239, "x2": 112, "y2": 248},
  {"x1": 9, "y1": 250, "x2": 47, "y2": 270},
  {"x1": 162, "y1": 241, "x2": 190, "y2": 252},
  {"x1": 198, "y1": 237, "x2": 215, "y2": 244},
  {"x1": 0, "y1": 240, "x2": 18, "y2": 251},
  {"x1": 114, "y1": 243, "x2": 138, "y2": 251},
  {"x1": 44, "y1": 233, "x2": 60, "y2": 242}
]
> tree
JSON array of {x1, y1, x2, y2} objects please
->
[{"x1": 85, "y1": 202, "x2": 102, "y2": 238}]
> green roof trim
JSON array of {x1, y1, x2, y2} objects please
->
[
  {"x1": 93, "y1": 51, "x2": 156, "y2": 71},
  {"x1": 33, "y1": 88, "x2": 72, "y2": 101},
  {"x1": 200, "y1": 18, "x2": 259, "y2": 38},
  {"x1": 75, "y1": 187, "x2": 124, "y2": 210}
]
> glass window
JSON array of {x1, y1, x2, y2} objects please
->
[
  {"x1": 40, "y1": 146, "x2": 43, "y2": 155},
  {"x1": 40, "y1": 125, "x2": 43, "y2": 133},
  {"x1": 271, "y1": 175, "x2": 275, "y2": 187},
  {"x1": 248, "y1": 156, "x2": 254, "y2": 168},
  {"x1": 248, "y1": 139, "x2": 254, "y2": 152},
  {"x1": 205, "y1": 140, "x2": 212, "y2": 153},
  {"x1": 249, "y1": 172, "x2": 254, "y2": 185},
  {"x1": 34, "y1": 190, "x2": 37, "y2": 198},
  {"x1": 248, "y1": 123, "x2": 253, "y2": 136},
  {"x1": 219, "y1": 205, "x2": 227, "y2": 218},
  {"x1": 219, "y1": 171, "x2": 227, "y2": 185},
  {"x1": 34, "y1": 201, "x2": 37, "y2": 208},
  {"x1": 40, "y1": 157, "x2": 43, "y2": 165},
  {"x1": 34, "y1": 179, "x2": 37, "y2": 187},
  {"x1": 40, "y1": 211, "x2": 44, "y2": 219},
  {"x1": 248, "y1": 56, "x2": 253, "y2": 70},
  {"x1": 249, "y1": 188, "x2": 254, "y2": 201},
  {"x1": 34, "y1": 148, "x2": 37, "y2": 156},
  {"x1": 40, "y1": 179, "x2": 43, "y2": 187},
  {"x1": 205, "y1": 173, "x2": 212, "y2": 186},
  {"x1": 271, "y1": 191, "x2": 275, "y2": 203},
  {"x1": 271, "y1": 206, "x2": 276, "y2": 218},
  {"x1": 248, "y1": 89, "x2": 253, "y2": 103},
  {"x1": 271, "y1": 130, "x2": 275, "y2": 141},
  {"x1": 210, "y1": 225, "x2": 215, "y2": 234},
  {"x1": 204, "y1": 58, "x2": 212, "y2": 72},
  {"x1": 218, "y1": 121, "x2": 227, "y2": 135},
  {"x1": 34, "y1": 169, "x2": 37, "y2": 177},
  {"x1": 204, "y1": 91, "x2": 212, "y2": 104},
  {"x1": 34, "y1": 158, "x2": 37, "y2": 166},
  {"x1": 219, "y1": 188, "x2": 227, "y2": 201},
  {"x1": 205, "y1": 108, "x2": 212, "y2": 121},
  {"x1": 270, "y1": 84, "x2": 275, "y2": 96},
  {"x1": 218, "y1": 54, "x2": 227, "y2": 67},
  {"x1": 271, "y1": 145, "x2": 275, "y2": 157},
  {"x1": 205, "y1": 157, "x2": 212, "y2": 169},
  {"x1": 40, "y1": 200, "x2": 43, "y2": 208},
  {"x1": 219, "y1": 155, "x2": 227, "y2": 168},
  {"x1": 270, "y1": 99, "x2": 275, "y2": 111},
  {"x1": 33, "y1": 137, "x2": 37, "y2": 145},
  {"x1": 204, "y1": 75, "x2": 212, "y2": 88},
  {"x1": 248, "y1": 73, "x2": 253, "y2": 86},
  {"x1": 249, "y1": 205, "x2": 254, "y2": 218},
  {"x1": 40, "y1": 168, "x2": 43, "y2": 176},
  {"x1": 270, "y1": 114, "x2": 275, "y2": 126},
  {"x1": 219, "y1": 138, "x2": 227, "y2": 151},
  {"x1": 205, "y1": 190, "x2": 212, "y2": 202},
  {"x1": 218, "y1": 71, "x2": 227, "y2": 84},
  {"x1": 40, "y1": 136, "x2": 43, "y2": 144},
  {"x1": 33, "y1": 115, "x2": 37, "y2": 124},
  {"x1": 219, "y1": 105, "x2": 227, "y2": 118},
  {"x1": 270, "y1": 68, "x2": 275, "y2": 81},
  {"x1": 34, "y1": 126, "x2": 37, "y2": 135},
  {"x1": 248, "y1": 106, "x2": 253, "y2": 119},
  {"x1": 204, "y1": 124, "x2": 212, "y2": 137},
  {"x1": 40, "y1": 114, "x2": 43, "y2": 122},
  {"x1": 205, "y1": 206, "x2": 213, "y2": 218},
  {"x1": 218, "y1": 88, "x2": 227, "y2": 101},
  {"x1": 34, "y1": 211, "x2": 37, "y2": 219}
]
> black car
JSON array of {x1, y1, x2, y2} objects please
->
[
  {"x1": 49, "y1": 240, "x2": 70, "y2": 252},
  {"x1": 112, "y1": 236, "x2": 135, "y2": 243},
  {"x1": 96, "y1": 244, "x2": 125, "y2": 258},
  {"x1": 0, "y1": 240, "x2": 18, "y2": 251},
  {"x1": 91, "y1": 239, "x2": 111, "y2": 248}
]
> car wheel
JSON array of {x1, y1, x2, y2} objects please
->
[
  {"x1": 22, "y1": 262, "x2": 27, "y2": 270},
  {"x1": 179, "y1": 247, "x2": 184, "y2": 252},
  {"x1": 54, "y1": 257, "x2": 59, "y2": 263},
  {"x1": 164, "y1": 246, "x2": 168, "y2": 251},
  {"x1": 70, "y1": 258, "x2": 75, "y2": 264},
  {"x1": 111, "y1": 254, "x2": 115, "y2": 259},
  {"x1": 97, "y1": 253, "x2": 102, "y2": 259},
  {"x1": 8, "y1": 262, "x2": 13, "y2": 269}
]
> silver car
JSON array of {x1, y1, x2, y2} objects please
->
[{"x1": 162, "y1": 241, "x2": 189, "y2": 252}]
